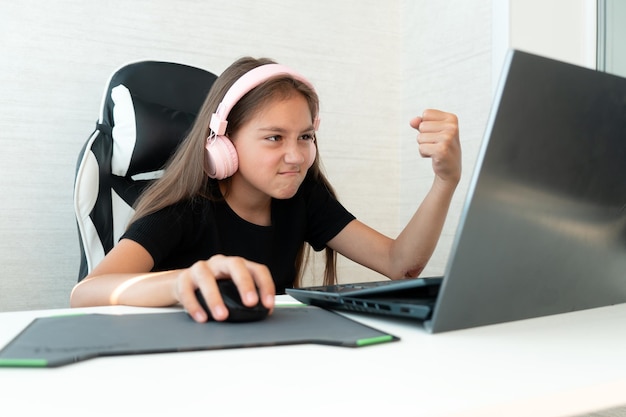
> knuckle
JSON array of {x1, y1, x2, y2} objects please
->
[{"x1": 209, "y1": 254, "x2": 226, "y2": 263}]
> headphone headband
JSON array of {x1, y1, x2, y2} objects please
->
[{"x1": 209, "y1": 64, "x2": 319, "y2": 136}]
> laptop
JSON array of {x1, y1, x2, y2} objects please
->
[{"x1": 287, "y1": 49, "x2": 626, "y2": 333}]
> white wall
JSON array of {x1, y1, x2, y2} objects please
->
[
  {"x1": 410, "y1": 0, "x2": 598, "y2": 278},
  {"x1": 0, "y1": 0, "x2": 404, "y2": 311},
  {"x1": 508, "y1": 0, "x2": 597, "y2": 69},
  {"x1": 398, "y1": 0, "x2": 494, "y2": 277},
  {"x1": 0, "y1": 0, "x2": 597, "y2": 312},
  {"x1": 491, "y1": 0, "x2": 596, "y2": 94}
]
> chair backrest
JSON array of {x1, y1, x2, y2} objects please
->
[{"x1": 74, "y1": 61, "x2": 217, "y2": 281}]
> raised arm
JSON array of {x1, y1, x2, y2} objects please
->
[{"x1": 328, "y1": 109, "x2": 461, "y2": 279}]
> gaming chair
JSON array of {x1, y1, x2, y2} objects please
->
[{"x1": 74, "y1": 61, "x2": 217, "y2": 281}]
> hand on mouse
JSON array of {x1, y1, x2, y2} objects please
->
[{"x1": 174, "y1": 254, "x2": 275, "y2": 322}]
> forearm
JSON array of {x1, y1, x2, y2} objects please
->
[
  {"x1": 70, "y1": 270, "x2": 181, "y2": 308},
  {"x1": 389, "y1": 177, "x2": 457, "y2": 278}
]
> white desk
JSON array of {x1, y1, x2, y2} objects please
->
[{"x1": 1, "y1": 296, "x2": 626, "y2": 417}]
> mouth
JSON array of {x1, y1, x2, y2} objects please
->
[{"x1": 278, "y1": 167, "x2": 301, "y2": 175}]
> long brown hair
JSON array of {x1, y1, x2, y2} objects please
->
[{"x1": 129, "y1": 57, "x2": 339, "y2": 286}]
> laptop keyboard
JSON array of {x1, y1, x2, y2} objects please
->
[
  {"x1": 311, "y1": 277, "x2": 441, "y2": 294},
  {"x1": 309, "y1": 279, "x2": 404, "y2": 293}
]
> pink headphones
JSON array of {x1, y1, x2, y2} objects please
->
[{"x1": 205, "y1": 64, "x2": 320, "y2": 179}]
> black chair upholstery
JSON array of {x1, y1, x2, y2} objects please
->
[{"x1": 74, "y1": 61, "x2": 217, "y2": 281}]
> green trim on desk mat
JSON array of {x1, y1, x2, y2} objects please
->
[
  {"x1": 0, "y1": 358, "x2": 48, "y2": 367},
  {"x1": 0, "y1": 306, "x2": 399, "y2": 367}
]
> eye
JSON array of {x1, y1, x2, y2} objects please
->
[
  {"x1": 299, "y1": 133, "x2": 315, "y2": 142},
  {"x1": 266, "y1": 135, "x2": 282, "y2": 142}
]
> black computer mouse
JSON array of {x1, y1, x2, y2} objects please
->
[{"x1": 194, "y1": 280, "x2": 270, "y2": 323}]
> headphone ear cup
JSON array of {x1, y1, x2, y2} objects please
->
[{"x1": 205, "y1": 136, "x2": 239, "y2": 179}]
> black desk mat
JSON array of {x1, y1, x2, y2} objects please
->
[{"x1": 0, "y1": 305, "x2": 399, "y2": 367}]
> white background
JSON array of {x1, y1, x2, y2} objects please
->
[{"x1": 0, "y1": 0, "x2": 597, "y2": 311}]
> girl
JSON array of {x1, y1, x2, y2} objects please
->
[{"x1": 70, "y1": 57, "x2": 462, "y2": 323}]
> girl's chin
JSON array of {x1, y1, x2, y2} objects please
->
[
  {"x1": 271, "y1": 184, "x2": 302, "y2": 200},
  {"x1": 272, "y1": 190, "x2": 299, "y2": 200}
]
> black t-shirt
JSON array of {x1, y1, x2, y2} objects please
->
[{"x1": 121, "y1": 176, "x2": 355, "y2": 293}]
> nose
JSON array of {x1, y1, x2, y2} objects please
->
[{"x1": 283, "y1": 140, "x2": 306, "y2": 165}]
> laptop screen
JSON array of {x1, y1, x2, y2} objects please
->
[{"x1": 427, "y1": 50, "x2": 626, "y2": 332}]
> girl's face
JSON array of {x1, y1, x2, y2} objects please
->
[{"x1": 229, "y1": 93, "x2": 316, "y2": 201}]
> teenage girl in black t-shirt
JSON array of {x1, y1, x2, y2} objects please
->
[{"x1": 70, "y1": 57, "x2": 462, "y2": 323}]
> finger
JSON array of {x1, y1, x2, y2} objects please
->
[
  {"x1": 417, "y1": 120, "x2": 457, "y2": 136},
  {"x1": 227, "y1": 258, "x2": 275, "y2": 309},
  {"x1": 420, "y1": 133, "x2": 459, "y2": 156},
  {"x1": 207, "y1": 255, "x2": 259, "y2": 307},
  {"x1": 246, "y1": 262, "x2": 275, "y2": 311},
  {"x1": 419, "y1": 110, "x2": 458, "y2": 132},
  {"x1": 206, "y1": 255, "x2": 275, "y2": 311},
  {"x1": 417, "y1": 120, "x2": 459, "y2": 147},
  {"x1": 417, "y1": 141, "x2": 440, "y2": 158},
  {"x1": 417, "y1": 132, "x2": 439, "y2": 146},
  {"x1": 176, "y1": 268, "x2": 209, "y2": 322},
  {"x1": 419, "y1": 140, "x2": 462, "y2": 182},
  {"x1": 421, "y1": 108, "x2": 449, "y2": 121},
  {"x1": 409, "y1": 116, "x2": 423, "y2": 130},
  {"x1": 188, "y1": 261, "x2": 229, "y2": 321}
]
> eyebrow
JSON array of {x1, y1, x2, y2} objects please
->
[{"x1": 257, "y1": 125, "x2": 315, "y2": 133}]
